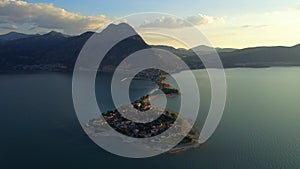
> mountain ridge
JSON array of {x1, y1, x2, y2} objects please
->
[
  {"x1": 0, "y1": 31, "x2": 40, "y2": 42},
  {"x1": 1, "y1": 29, "x2": 298, "y2": 52},
  {"x1": 0, "y1": 23, "x2": 299, "y2": 73}
]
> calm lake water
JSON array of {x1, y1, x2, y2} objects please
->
[{"x1": 0, "y1": 67, "x2": 300, "y2": 169}]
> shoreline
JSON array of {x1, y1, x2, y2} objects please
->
[
  {"x1": 168, "y1": 142, "x2": 201, "y2": 154},
  {"x1": 1, "y1": 65, "x2": 300, "y2": 75}
]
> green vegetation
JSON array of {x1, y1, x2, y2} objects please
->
[{"x1": 161, "y1": 87, "x2": 179, "y2": 95}]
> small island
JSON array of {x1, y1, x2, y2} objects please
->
[{"x1": 158, "y1": 76, "x2": 180, "y2": 96}]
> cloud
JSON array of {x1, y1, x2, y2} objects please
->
[
  {"x1": 10, "y1": 24, "x2": 17, "y2": 29},
  {"x1": 0, "y1": 24, "x2": 18, "y2": 30},
  {"x1": 240, "y1": 24, "x2": 269, "y2": 29},
  {"x1": 186, "y1": 13, "x2": 225, "y2": 25},
  {"x1": 0, "y1": 0, "x2": 110, "y2": 34},
  {"x1": 141, "y1": 17, "x2": 186, "y2": 28},
  {"x1": 140, "y1": 13, "x2": 225, "y2": 28}
]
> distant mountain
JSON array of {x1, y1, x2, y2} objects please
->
[
  {"x1": 190, "y1": 45, "x2": 236, "y2": 55},
  {"x1": 216, "y1": 47, "x2": 236, "y2": 53},
  {"x1": 0, "y1": 32, "x2": 39, "y2": 42},
  {"x1": 219, "y1": 45, "x2": 300, "y2": 68},
  {"x1": 178, "y1": 45, "x2": 300, "y2": 69},
  {"x1": 190, "y1": 45, "x2": 215, "y2": 55},
  {"x1": 0, "y1": 24, "x2": 299, "y2": 73}
]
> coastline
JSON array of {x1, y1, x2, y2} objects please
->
[
  {"x1": 168, "y1": 142, "x2": 201, "y2": 154},
  {"x1": 2, "y1": 65, "x2": 300, "y2": 75},
  {"x1": 86, "y1": 99, "x2": 200, "y2": 153}
]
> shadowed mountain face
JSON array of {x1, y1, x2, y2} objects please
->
[
  {"x1": 0, "y1": 23, "x2": 299, "y2": 73},
  {"x1": 0, "y1": 31, "x2": 87, "y2": 72},
  {"x1": 99, "y1": 23, "x2": 150, "y2": 71},
  {"x1": 0, "y1": 23, "x2": 151, "y2": 72}
]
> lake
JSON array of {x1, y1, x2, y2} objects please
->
[{"x1": 0, "y1": 67, "x2": 300, "y2": 169}]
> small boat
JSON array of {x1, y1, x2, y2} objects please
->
[{"x1": 121, "y1": 77, "x2": 128, "y2": 82}]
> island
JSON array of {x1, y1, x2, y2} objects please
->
[
  {"x1": 85, "y1": 76, "x2": 200, "y2": 153},
  {"x1": 158, "y1": 76, "x2": 180, "y2": 96}
]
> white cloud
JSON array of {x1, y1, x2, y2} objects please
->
[
  {"x1": 140, "y1": 13, "x2": 225, "y2": 28},
  {"x1": 0, "y1": 0, "x2": 110, "y2": 34}
]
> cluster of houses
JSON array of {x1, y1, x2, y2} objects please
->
[{"x1": 88, "y1": 95, "x2": 184, "y2": 138}]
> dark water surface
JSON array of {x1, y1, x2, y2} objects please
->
[{"x1": 0, "y1": 68, "x2": 300, "y2": 169}]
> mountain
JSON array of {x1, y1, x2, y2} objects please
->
[
  {"x1": 216, "y1": 47, "x2": 236, "y2": 53},
  {"x1": 0, "y1": 30, "x2": 74, "y2": 72},
  {"x1": 0, "y1": 32, "x2": 39, "y2": 42},
  {"x1": 219, "y1": 45, "x2": 300, "y2": 68},
  {"x1": 43, "y1": 31, "x2": 70, "y2": 38},
  {"x1": 0, "y1": 24, "x2": 300, "y2": 73},
  {"x1": 190, "y1": 45, "x2": 215, "y2": 55},
  {"x1": 189, "y1": 45, "x2": 236, "y2": 55},
  {"x1": 178, "y1": 45, "x2": 300, "y2": 69},
  {"x1": 98, "y1": 23, "x2": 150, "y2": 71},
  {"x1": 0, "y1": 23, "x2": 154, "y2": 73}
]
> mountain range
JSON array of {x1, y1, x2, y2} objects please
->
[{"x1": 0, "y1": 23, "x2": 299, "y2": 73}]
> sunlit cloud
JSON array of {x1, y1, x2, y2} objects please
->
[
  {"x1": 186, "y1": 13, "x2": 225, "y2": 25},
  {"x1": 0, "y1": 0, "x2": 111, "y2": 34},
  {"x1": 0, "y1": 24, "x2": 18, "y2": 30},
  {"x1": 202, "y1": 6, "x2": 300, "y2": 48},
  {"x1": 139, "y1": 13, "x2": 225, "y2": 28}
]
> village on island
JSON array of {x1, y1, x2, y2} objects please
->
[{"x1": 85, "y1": 74, "x2": 200, "y2": 152}]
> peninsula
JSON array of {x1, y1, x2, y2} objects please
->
[{"x1": 86, "y1": 78, "x2": 200, "y2": 153}]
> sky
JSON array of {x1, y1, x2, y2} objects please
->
[{"x1": 0, "y1": 0, "x2": 299, "y2": 48}]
